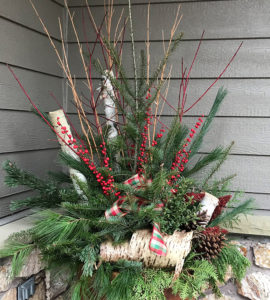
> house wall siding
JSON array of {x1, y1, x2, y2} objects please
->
[
  {"x1": 67, "y1": 0, "x2": 270, "y2": 216},
  {"x1": 0, "y1": 0, "x2": 64, "y2": 218}
]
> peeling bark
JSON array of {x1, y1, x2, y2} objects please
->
[{"x1": 49, "y1": 109, "x2": 87, "y2": 200}]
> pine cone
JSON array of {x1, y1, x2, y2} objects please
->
[
  {"x1": 197, "y1": 210, "x2": 208, "y2": 226},
  {"x1": 194, "y1": 226, "x2": 227, "y2": 260},
  {"x1": 182, "y1": 210, "x2": 208, "y2": 231}
]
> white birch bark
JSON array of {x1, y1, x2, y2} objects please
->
[
  {"x1": 101, "y1": 70, "x2": 118, "y2": 140},
  {"x1": 49, "y1": 109, "x2": 88, "y2": 200},
  {"x1": 199, "y1": 192, "x2": 219, "y2": 225},
  {"x1": 100, "y1": 229, "x2": 193, "y2": 280}
]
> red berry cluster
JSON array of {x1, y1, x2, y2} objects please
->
[
  {"x1": 137, "y1": 91, "x2": 153, "y2": 173},
  {"x1": 202, "y1": 226, "x2": 228, "y2": 236},
  {"x1": 152, "y1": 127, "x2": 165, "y2": 146},
  {"x1": 89, "y1": 161, "x2": 115, "y2": 195},
  {"x1": 211, "y1": 195, "x2": 232, "y2": 221},
  {"x1": 56, "y1": 117, "x2": 115, "y2": 196},
  {"x1": 170, "y1": 115, "x2": 204, "y2": 176},
  {"x1": 100, "y1": 142, "x2": 111, "y2": 169}
]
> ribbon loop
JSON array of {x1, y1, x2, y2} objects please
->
[
  {"x1": 105, "y1": 174, "x2": 167, "y2": 256},
  {"x1": 149, "y1": 223, "x2": 167, "y2": 256},
  {"x1": 105, "y1": 197, "x2": 129, "y2": 219}
]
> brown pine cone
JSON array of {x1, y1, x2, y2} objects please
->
[
  {"x1": 194, "y1": 226, "x2": 228, "y2": 260},
  {"x1": 197, "y1": 210, "x2": 208, "y2": 226},
  {"x1": 182, "y1": 210, "x2": 208, "y2": 232}
]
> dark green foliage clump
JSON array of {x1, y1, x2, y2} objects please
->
[
  {"x1": 157, "y1": 178, "x2": 201, "y2": 234},
  {"x1": 212, "y1": 245, "x2": 251, "y2": 283},
  {"x1": 172, "y1": 253, "x2": 218, "y2": 299},
  {"x1": 133, "y1": 268, "x2": 172, "y2": 300}
]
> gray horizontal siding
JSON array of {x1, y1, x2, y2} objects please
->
[
  {"x1": 0, "y1": 66, "x2": 62, "y2": 111},
  {"x1": 0, "y1": 111, "x2": 59, "y2": 153},
  {"x1": 0, "y1": 0, "x2": 63, "y2": 40},
  {"x1": 68, "y1": 0, "x2": 270, "y2": 42},
  {"x1": 0, "y1": 0, "x2": 64, "y2": 219},
  {"x1": 0, "y1": 190, "x2": 36, "y2": 218},
  {"x1": 68, "y1": 39, "x2": 270, "y2": 78},
  {"x1": 66, "y1": 78, "x2": 270, "y2": 117},
  {"x1": 191, "y1": 154, "x2": 270, "y2": 197},
  {"x1": 0, "y1": 18, "x2": 62, "y2": 77},
  {"x1": 67, "y1": 0, "x2": 228, "y2": 7}
]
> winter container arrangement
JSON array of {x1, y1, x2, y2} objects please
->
[{"x1": 0, "y1": 1, "x2": 252, "y2": 299}]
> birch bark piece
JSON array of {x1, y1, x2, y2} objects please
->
[
  {"x1": 199, "y1": 192, "x2": 219, "y2": 225},
  {"x1": 100, "y1": 230, "x2": 193, "y2": 279},
  {"x1": 101, "y1": 70, "x2": 118, "y2": 140},
  {"x1": 49, "y1": 109, "x2": 88, "y2": 200}
]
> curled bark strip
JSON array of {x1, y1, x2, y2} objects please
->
[
  {"x1": 49, "y1": 109, "x2": 88, "y2": 200},
  {"x1": 101, "y1": 70, "x2": 118, "y2": 140},
  {"x1": 199, "y1": 192, "x2": 219, "y2": 226}
]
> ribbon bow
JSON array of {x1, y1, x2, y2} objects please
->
[{"x1": 105, "y1": 174, "x2": 167, "y2": 256}]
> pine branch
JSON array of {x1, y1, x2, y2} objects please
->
[
  {"x1": 128, "y1": 0, "x2": 138, "y2": 102},
  {"x1": 183, "y1": 146, "x2": 225, "y2": 177},
  {"x1": 189, "y1": 87, "x2": 228, "y2": 159},
  {"x1": 141, "y1": 32, "x2": 183, "y2": 97},
  {"x1": 202, "y1": 142, "x2": 234, "y2": 187},
  {"x1": 48, "y1": 170, "x2": 72, "y2": 184},
  {"x1": 102, "y1": 39, "x2": 135, "y2": 99},
  {"x1": 139, "y1": 50, "x2": 147, "y2": 91},
  {"x1": 3, "y1": 160, "x2": 63, "y2": 210},
  {"x1": 0, "y1": 240, "x2": 35, "y2": 278},
  {"x1": 162, "y1": 117, "x2": 189, "y2": 169},
  {"x1": 209, "y1": 198, "x2": 254, "y2": 227}
]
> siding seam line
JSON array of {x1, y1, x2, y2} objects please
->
[
  {"x1": 0, "y1": 62, "x2": 63, "y2": 79},
  {"x1": 0, "y1": 15, "x2": 61, "y2": 43},
  {"x1": 68, "y1": 0, "x2": 237, "y2": 8}
]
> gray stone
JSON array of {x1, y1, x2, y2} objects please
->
[
  {"x1": 54, "y1": 296, "x2": 64, "y2": 300},
  {"x1": 202, "y1": 294, "x2": 233, "y2": 300},
  {"x1": 0, "y1": 288, "x2": 17, "y2": 300},
  {"x1": 238, "y1": 272, "x2": 270, "y2": 300},
  {"x1": 253, "y1": 243, "x2": 270, "y2": 269},
  {"x1": 0, "y1": 260, "x2": 13, "y2": 292},
  {"x1": 0, "y1": 257, "x2": 22, "y2": 293},
  {"x1": 19, "y1": 249, "x2": 44, "y2": 278},
  {"x1": 30, "y1": 281, "x2": 46, "y2": 300},
  {"x1": 230, "y1": 241, "x2": 248, "y2": 257},
  {"x1": 0, "y1": 250, "x2": 44, "y2": 293},
  {"x1": 45, "y1": 267, "x2": 70, "y2": 300}
]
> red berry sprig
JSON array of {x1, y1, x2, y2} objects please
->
[
  {"x1": 170, "y1": 115, "x2": 204, "y2": 179},
  {"x1": 56, "y1": 117, "x2": 115, "y2": 196},
  {"x1": 137, "y1": 92, "x2": 153, "y2": 173}
]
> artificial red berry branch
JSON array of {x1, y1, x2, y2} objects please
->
[
  {"x1": 170, "y1": 115, "x2": 204, "y2": 180},
  {"x1": 56, "y1": 117, "x2": 115, "y2": 196}
]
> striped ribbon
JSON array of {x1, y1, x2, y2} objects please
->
[{"x1": 105, "y1": 174, "x2": 167, "y2": 256}]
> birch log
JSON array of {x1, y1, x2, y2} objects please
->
[
  {"x1": 49, "y1": 109, "x2": 88, "y2": 200},
  {"x1": 101, "y1": 70, "x2": 118, "y2": 140},
  {"x1": 100, "y1": 229, "x2": 193, "y2": 280},
  {"x1": 199, "y1": 192, "x2": 219, "y2": 225}
]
